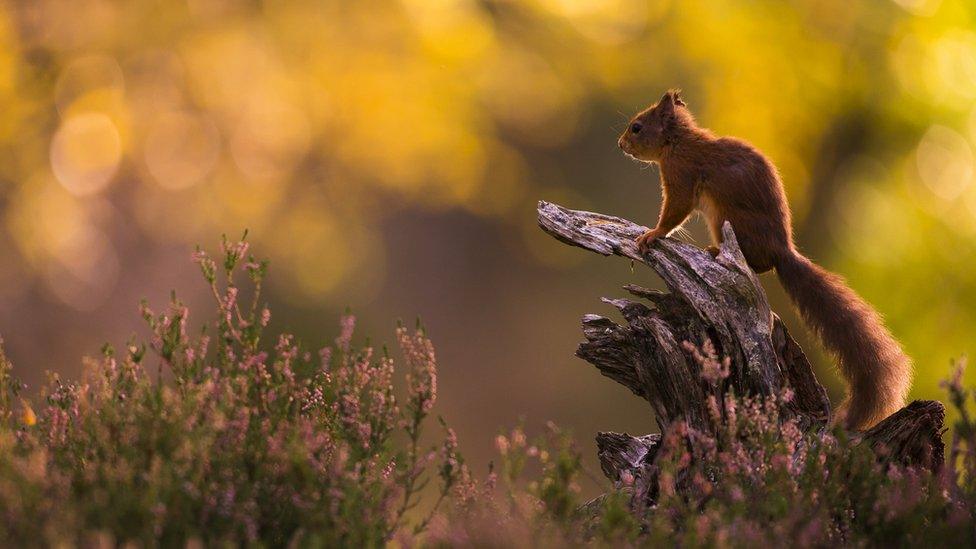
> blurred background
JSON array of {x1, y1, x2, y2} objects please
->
[{"x1": 1, "y1": 0, "x2": 975, "y2": 487}]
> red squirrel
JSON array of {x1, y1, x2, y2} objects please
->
[{"x1": 618, "y1": 90, "x2": 911, "y2": 430}]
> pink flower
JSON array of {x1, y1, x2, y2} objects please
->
[{"x1": 495, "y1": 435, "x2": 509, "y2": 456}]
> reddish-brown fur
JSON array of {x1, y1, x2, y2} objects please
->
[{"x1": 618, "y1": 90, "x2": 911, "y2": 430}]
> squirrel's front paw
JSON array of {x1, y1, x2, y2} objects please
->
[{"x1": 636, "y1": 229, "x2": 662, "y2": 254}]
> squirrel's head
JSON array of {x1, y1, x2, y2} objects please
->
[{"x1": 618, "y1": 89, "x2": 691, "y2": 162}]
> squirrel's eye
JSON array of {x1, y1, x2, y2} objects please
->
[{"x1": 630, "y1": 122, "x2": 643, "y2": 134}]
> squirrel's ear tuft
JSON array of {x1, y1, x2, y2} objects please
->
[
  {"x1": 657, "y1": 89, "x2": 686, "y2": 114},
  {"x1": 665, "y1": 88, "x2": 686, "y2": 107},
  {"x1": 671, "y1": 89, "x2": 686, "y2": 107}
]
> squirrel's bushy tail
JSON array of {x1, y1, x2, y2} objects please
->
[{"x1": 775, "y1": 251, "x2": 911, "y2": 430}]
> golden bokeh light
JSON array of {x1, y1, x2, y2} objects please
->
[
  {"x1": 54, "y1": 55, "x2": 125, "y2": 115},
  {"x1": 229, "y1": 95, "x2": 311, "y2": 183},
  {"x1": 916, "y1": 125, "x2": 973, "y2": 201},
  {"x1": 478, "y1": 48, "x2": 583, "y2": 148},
  {"x1": 892, "y1": 0, "x2": 944, "y2": 17},
  {"x1": 929, "y1": 29, "x2": 976, "y2": 106},
  {"x1": 49, "y1": 113, "x2": 122, "y2": 197},
  {"x1": 537, "y1": 0, "x2": 659, "y2": 45},
  {"x1": 401, "y1": 0, "x2": 494, "y2": 60},
  {"x1": 1, "y1": 0, "x2": 976, "y2": 414},
  {"x1": 144, "y1": 110, "x2": 221, "y2": 190},
  {"x1": 42, "y1": 221, "x2": 119, "y2": 311}
]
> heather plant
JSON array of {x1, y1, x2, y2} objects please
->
[
  {"x1": 0, "y1": 236, "x2": 461, "y2": 547},
  {"x1": 427, "y1": 345, "x2": 976, "y2": 548},
  {"x1": 630, "y1": 346, "x2": 975, "y2": 548},
  {"x1": 2, "y1": 239, "x2": 976, "y2": 547}
]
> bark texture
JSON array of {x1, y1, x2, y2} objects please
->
[{"x1": 537, "y1": 200, "x2": 944, "y2": 485}]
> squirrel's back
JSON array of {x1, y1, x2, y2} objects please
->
[
  {"x1": 689, "y1": 131, "x2": 911, "y2": 428},
  {"x1": 686, "y1": 138, "x2": 793, "y2": 273}
]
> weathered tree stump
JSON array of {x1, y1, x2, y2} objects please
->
[{"x1": 536, "y1": 200, "x2": 945, "y2": 490}]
